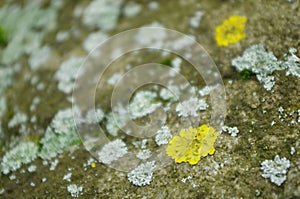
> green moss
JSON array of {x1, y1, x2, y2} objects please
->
[
  {"x1": 239, "y1": 69, "x2": 255, "y2": 80},
  {"x1": 159, "y1": 57, "x2": 172, "y2": 66},
  {"x1": 0, "y1": 25, "x2": 8, "y2": 46}
]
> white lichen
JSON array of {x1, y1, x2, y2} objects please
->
[
  {"x1": 107, "y1": 73, "x2": 122, "y2": 85},
  {"x1": 106, "y1": 105, "x2": 128, "y2": 136},
  {"x1": 1, "y1": 141, "x2": 38, "y2": 174},
  {"x1": 290, "y1": 147, "x2": 296, "y2": 155},
  {"x1": 27, "y1": 165, "x2": 37, "y2": 173},
  {"x1": 82, "y1": 0, "x2": 123, "y2": 31},
  {"x1": 83, "y1": 31, "x2": 108, "y2": 53},
  {"x1": 123, "y1": 2, "x2": 142, "y2": 18},
  {"x1": 106, "y1": 113, "x2": 121, "y2": 136},
  {"x1": 67, "y1": 184, "x2": 83, "y2": 198},
  {"x1": 231, "y1": 44, "x2": 281, "y2": 91},
  {"x1": 282, "y1": 48, "x2": 300, "y2": 78},
  {"x1": 134, "y1": 22, "x2": 166, "y2": 48},
  {"x1": 189, "y1": 11, "x2": 204, "y2": 28},
  {"x1": 198, "y1": 84, "x2": 220, "y2": 97},
  {"x1": 54, "y1": 56, "x2": 85, "y2": 94},
  {"x1": 136, "y1": 149, "x2": 152, "y2": 160},
  {"x1": 56, "y1": 31, "x2": 70, "y2": 42},
  {"x1": 159, "y1": 85, "x2": 180, "y2": 102},
  {"x1": 261, "y1": 155, "x2": 290, "y2": 186},
  {"x1": 148, "y1": 1, "x2": 159, "y2": 10},
  {"x1": 0, "y1": 2, "x2": 59, "y2": 65},
  {"x1": 84, "y1": 108, "x2": 104, "y2": 124},
  {"x1": 176, "y1": 97, "x2": 208, "y2": 117},
  {"x1": 63, "y1": 172, "x2": 72, "y2": 182},
  {"x1": 39, "y1": 108, "x2": 81, "y2": 160},
  {"x1": 8, "y1": 112, "x2": 27, "y2": 128},
  {"x1": 127, "y1": 161, "x2": 156, "y2": 186},
  {"x1": 129, "y1": 91, "x2": 161, "y2": 119},
  {"x1": 28, "y1": 45, "x2": 52, "y2": 70},
  {"x1": 155, "y1": 126, "x2": 172, "y2": 146},
  {"x1": 222, "y1": 126, "x2": 240, "y2": 137},
  {"x1": 98, "y1": 139, "x2": 128, "y2": 164}
]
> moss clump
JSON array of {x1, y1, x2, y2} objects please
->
[
  {"x1": 0, "y1": 25, "x2": 8, "y2": 46},
  {"x1": 159, "y1": 58, "x2": 172, "y2": 66},
  {"x1": 239, "y1": 69, "x2": 255, "y2": 80}
]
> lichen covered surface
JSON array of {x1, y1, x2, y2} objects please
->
[{"x1": 0, "y1": 0, "x2": 299, "y2": 198}]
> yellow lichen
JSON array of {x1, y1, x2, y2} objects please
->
[
  {"x1": 166, "y1": 124, "x2": 218, "y2": 165},
  {"x1": 91, "y1": 162, "x2": 96, "y2": 168},
  {"x1": 215, "y1": 15, "x2": 247, "y2": 46}
]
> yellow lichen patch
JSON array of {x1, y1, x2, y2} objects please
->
[
  {"x1": 91, "y1": 162, "x2": 96, "y2": 168},
  {"x1": 215, "y1": 15, "x2": 247, "y2": 46},
  {"x1": 166, "y1": 124, "x2": 218, "y2": 165}
]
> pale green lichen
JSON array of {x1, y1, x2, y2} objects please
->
[
  {"x1": 82, "y1": 0, "x2": 123, "y2": 31},
  {"x1": 1, "y1": 141, "x2": 38, "y2": 174},
  {"x1": 282, "y1": 48, "x2": 300, "y2": 78},
  {"x1": 231, "y1": 44, "x2": 281, "y2": 90},
  {"x1": 39, "y1": 108, "x2": 81, "y2": 160},
  {"x1": 0, "y1": 2, "x2": 59, "y2": 65}
]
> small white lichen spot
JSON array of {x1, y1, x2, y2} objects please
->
[
  {"x1": 168, "y1": 58, "x2": 182, "y2": 77},
  {"x1": 106, "y1": 106, "x2": 128, "y2": 136},
  {"x1": 155, "y1": 126, "x2": 172, "y2": 146},
  {"x1": 49, "y1": 159, "x2": 59, "y2": 171},
  {"x1": 27, "y1": 165, "x2": 37, "y2": 173},
  {"x1": 123, "y1": 2, "x2": 142, "y2": 18},
  {"x1": 159, "y1": 85, "x2": 180, "y2": 102},
  {"x1": 135, "y1": 22, "x2": 166, "y2": 48},
  {"x1": 189, "y1": 11, "x2": 204, "y2": 28},
  {"x1": 129, "y1": 91, "x2": 161, "y2": 119},
  {"x1": 55, "y1": 57, "x2": 85, "y2": 94},
  {"x1": 222, "y1": 126, "x2": 240, "y2": 137},
  {"x1": 136, "y1": 149, "x2": 152, "y2": 160},
  {"x1": 127, "y1": 161, "x2": 156, "y2": 186},
  {"x1": 171, "y1": 57, "x2": 182, "y2": 68},
  {"x1": 282, "y1": 48, "x2": 300, "y2": 78},
  {"x1": 290, "y1": 147, "x2": 296, "y2": 155},
  {"x1": 9, "y1": 174, "x2": 16, "y2": 180},
  {"x1": 98, "y1": 139, "x2": 128, "y2": 165},
  {"x1": 82, "y1": 0, "x2": 123, "y2": 31},
  {"x1": 198, "y1": 85, "x2": 216, "y2": 97},
  {"x1": 257, "y1": 75, "x2": 275, "y2": 91},
  {"x1": 28, "y1": 45, "x2": 52, "y2": 70},
  {"x1": 39, "y1": 108, "x2": 80, "y2": 160},
  {"x1": 107, "y1": 73, "x2": 122, "y2": 85},
  {"x1": 8, "y1": 112, "x2": 27, "y2": 128},
  {"x1": 56, "y1": 31, "x2": 70, "y2": 42},
  {"x1": 176, "y1": 97, "x2": 208, "y2": 117},
  {"x1": 270, "y1": 121, "x2": 276, "y2": 126},
  {"x1": 63, "y1": 172, "x2": 72, "y2": 182},
  {"x1": 261, "y1": 155, "x2": 290, "y2": 186},
  {"x1": 84, "y1": 108, "x2": 104, "y2": 124},
  {"x1": 83, "y1": 31, "x2": 108, "y2": 53},
  {"x1": 67, "y1": 184, "x2": 83, "y2": 198},
  {"x1": 278, "y1": 106, "x2": 284, "y2": 114},
  {"x1": 148, "y1": 1, "x2": 159, "y2": 10}
]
